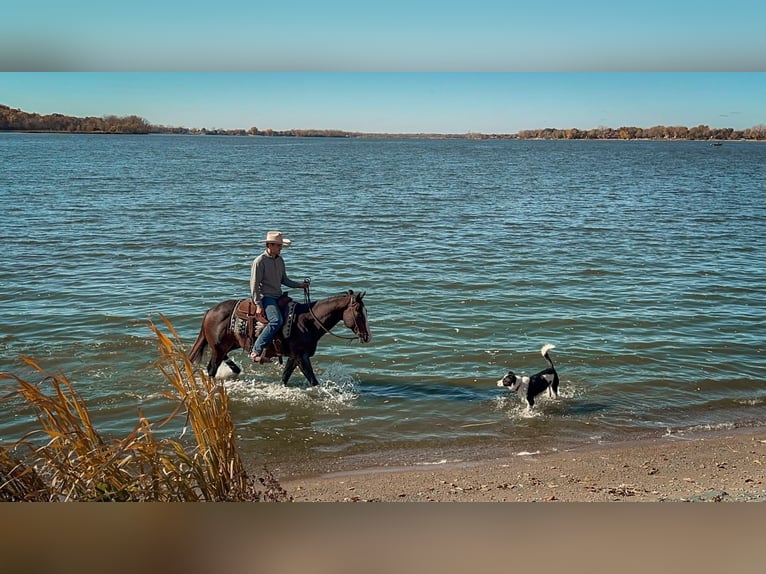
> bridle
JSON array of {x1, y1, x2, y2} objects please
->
[{"x1": 305, "y1": 284, "x2": 363, "y2": 341}]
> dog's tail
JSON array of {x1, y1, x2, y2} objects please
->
[{"x1": 541, "y1": 344, "x2": 556, "y2": 368}]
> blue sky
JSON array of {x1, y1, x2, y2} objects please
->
[
  {"x1": 2, "y1": 73, "x2": 764, "y2": 133},
  {"x1": 1, "y1": 2, "x2": 765, "y2": 132},
  {"x1": 3, "y1": 1, "x2": 766, "y2": 71}
]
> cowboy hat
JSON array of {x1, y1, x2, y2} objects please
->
[{"x1": 262, "y1": 230, "x2": 292, "y2": 246}]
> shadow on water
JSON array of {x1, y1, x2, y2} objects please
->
[
  {"x1": 565, "y1": 401, "x2": 611, "y2": 415},
  {"x1": 358, "y1": 379, "x2": 505, "y2": 404}
]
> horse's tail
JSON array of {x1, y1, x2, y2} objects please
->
[
  {"x1": 540, "y1": 344, "x2": 556, "y2": 369},
  {"x1": 188, "y1": 313, "x2": 209, "y2": 363}
]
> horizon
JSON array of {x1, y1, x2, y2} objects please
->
[
  {"x1": 3, "y1": 100, "x2": 763, "y2": 138},
  {"x1": 1, "y1": 73, "x2": 765, "y2": 134}
]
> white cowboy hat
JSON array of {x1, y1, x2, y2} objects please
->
[{"x1": 262, "y1": 230, "x2": 292, "y2": 246}]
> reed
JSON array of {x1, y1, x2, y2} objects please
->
[{"x1": 0, "y1": 316, "x2": 291, "y2": 502}]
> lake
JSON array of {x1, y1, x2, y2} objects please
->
[{"x1": 1, "y1": 133, "x2": 765, "y2": 473}]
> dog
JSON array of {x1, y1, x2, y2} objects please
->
[{"x1": 496, "y1": 344, "x2": 559, "y2": 408}]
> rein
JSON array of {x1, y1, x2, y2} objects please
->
[{"x1": 304, "y1": 284, "x2": 360, "y2": 341}]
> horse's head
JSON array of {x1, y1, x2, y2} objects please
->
[{"x1": 343, "y1": 290, "x2": 371, "y2": 343}]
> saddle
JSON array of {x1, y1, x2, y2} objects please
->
[
  {"x1": 231, "y1": 294, "x2": 298, "y2": 359},
  {"x1": 234, "y1": 298, "x2": 265, "y2": 324}
]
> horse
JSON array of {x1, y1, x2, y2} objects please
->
[{"x1": 189, "y1": 290, "x2": 371, "y2": 386}]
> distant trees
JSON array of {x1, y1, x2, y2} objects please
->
[
  {"x1": 516, "y1": 124, "x2": 763, "y2": 141},
  {"x1": 101, "y1": 114, "x2": 152, "y2": 133},
  {"x1": 0, "y1": 105, "x2": 151, "y2": 134},
  {"x1": 1, "y1": 103, "x2": 766, "y2": 140}
]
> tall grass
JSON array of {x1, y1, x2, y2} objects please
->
[{"x1": 0, "y1": 316, "x2": 291, "y2": 502}]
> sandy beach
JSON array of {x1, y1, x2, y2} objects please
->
[
  {"x1": 279, "y1": 428, "x2": 766, "y2": 502},
  {"x1": 3, "y1": 431, "x2": 765, "y2": 574}
]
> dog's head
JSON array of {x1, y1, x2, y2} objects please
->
[{"x1": 496, "y1": 371, "x2": 528, "y2": 392}]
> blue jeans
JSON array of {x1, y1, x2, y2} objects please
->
[{"x1": 253, "y1": 296, "x2": 283, "y2": 355}]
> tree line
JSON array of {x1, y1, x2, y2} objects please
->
[
  {"x1": 516, "y1": 124, "x2": 766, "y2": 141},
  {"x1": 2, "y1": 103, "x2": 765, "y2": 140},
  {"x1": 0, "y1": 104, "x2": 152, "y2": 134}
]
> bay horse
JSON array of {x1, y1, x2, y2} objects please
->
[{"x1": 189, "y1": 290, "x2": 371, "y2": 386}]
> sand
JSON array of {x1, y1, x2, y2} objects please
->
[
  {"x1": 278, "y1": 428, "x2": 766, "y2": 502},
  {"x1": 4, "y1": 431, "x2": 764, "y2": 574}
]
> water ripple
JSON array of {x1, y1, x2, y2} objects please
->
[{"x1": 2, "y1": 134, "x2": 766, "y2": 463}]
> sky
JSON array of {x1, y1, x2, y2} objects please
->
[
  {"x1": 3, "y1": 1, "x2": 766, "y2": 71},
  {"x1": 2, "y1": 73, "x2": 764, "y2": 134},
  {"x1": 1, "y1": 2, "x2": 765, "y2": 133}
]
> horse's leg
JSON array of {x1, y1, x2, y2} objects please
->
[
  {"x1": 298, "y1": 354, "x2": 320, "y2": 387},
  {"x1": 207, "y1": 345, "x2": 226, "y2": 378},
  {"x1": 281, "y1": 356, "x2": 298, "y2": 385},
  {"x1": 224, "y1": 356, "x2": 241, "y2": 376}
]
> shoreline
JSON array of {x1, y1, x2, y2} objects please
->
[{"x1": 276, "y1": 427, "x2": 766, "y2": 502}]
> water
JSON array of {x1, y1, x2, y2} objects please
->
[{"x1": 2, "y1": 133, "x2": 765, "y2": 473}]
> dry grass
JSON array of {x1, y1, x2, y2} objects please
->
[{"x1": 0, "y1": 316, "x2": 291, "y2": 502}]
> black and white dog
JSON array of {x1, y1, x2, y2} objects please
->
[{"x1": 496, "y1": 344, "x2": 559, "y2": 408}]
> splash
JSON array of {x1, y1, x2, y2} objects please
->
[
  {"x1": 222, "y1": 362, "x2": 359, "y2": 413},
  {"x1": 492, "y1": 394, "x2": 544, "y2": 420},
  {"x1": 491, "y1": 376, "x2": 582, "y2": 421}
]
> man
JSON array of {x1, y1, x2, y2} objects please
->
[{"x1": 249, "y1": 231, "x2": 309, "y2": 363}]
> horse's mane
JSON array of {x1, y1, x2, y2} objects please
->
[
  {"x1": 300, "y1": 291, "x2": 350, "y2": 312},
  {"x1": 321, "y1": 292, "x2": 355, "y2": 302}
]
